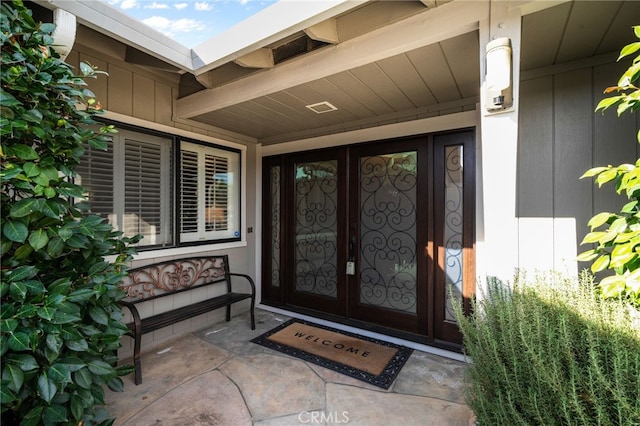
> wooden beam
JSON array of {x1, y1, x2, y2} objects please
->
[
  {"x1": 419, "y1": 0, "x2": 437, "y2": 8},
  {"x1": 176, "y1": 0, "x2": 487, "y2": 119},
  {"x1": 304, "y1": 19, "x2": 340, "y2": 44},
  {"x1": 234, "y1": 48, "x2": 275, "y2": 68}
]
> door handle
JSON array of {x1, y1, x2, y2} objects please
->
[{"x1": 347, "y1": 223, "x2": 356, "y2": 275}]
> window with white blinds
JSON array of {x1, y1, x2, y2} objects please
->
[
  {"x1": 77, "y1": 125, "x2": 241, "y2": 250},
  {"x1": 180, "y1": 141, "x2": 240, "y2": 242},
  {"x1": 77, "y1": 129, "x2": 172, "y2": 248}
]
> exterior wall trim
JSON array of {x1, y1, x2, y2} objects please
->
[{"x1": 261, "y1": 110, "x2": 477, "y2": 156}]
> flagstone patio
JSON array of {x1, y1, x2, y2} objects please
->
[{"x1": 105, "y1": 309, "x2": 475, "y2": 425}]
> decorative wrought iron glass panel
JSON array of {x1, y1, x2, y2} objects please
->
[
  {"x1": 271, "y1": 166, "x2": 281, "y2": 288},
  {"x1": 444, "y1": 145, "x2": 464, "y2": 322},
  {"x1": 295, "y1": 160, "x2": 338, "y2": 298},
  {"x1": 359, "y1": 152, "x2": 417, "y2": 313}
]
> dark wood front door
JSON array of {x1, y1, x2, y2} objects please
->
[{"x1": 262, "y1": 129, "x2": 474, "y2": 347}]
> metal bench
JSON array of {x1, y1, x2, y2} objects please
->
[{"x1": 118, "y1": 255, "x2": 256, "y2": 384}]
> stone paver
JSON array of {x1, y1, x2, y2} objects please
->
[
  {"x1": 326, "y1": 383, "x2": 473, "y2": 426},
  {"x1": 106, "y1": 309, "x2": 474, "y2": 425},
  {"x1": 106, "y1": 333, "x2": 232, "y2": 423},
  {"x1": 393, "y1": 350, "x2": 467, "y2": 403},
  {"x1": 122, "y1": 370, "x2": 252, "y2": 426},
  {"x1": 219, "y1": 353, "x2": 325, "y2": 421}
]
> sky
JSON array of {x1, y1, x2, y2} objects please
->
[{"x1": 106, "y1": 0, "x2": 279, "y2": 48}]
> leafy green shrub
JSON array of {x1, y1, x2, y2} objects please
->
[
  {"x1": 454, "y1": 272, "x2": 640, "y2": 425},
  {"x1": 1, "y1": 1, "x2": 138, "y2": 424},
  {"x1": 578, "y1": 25, "x2": 640, "y2": 307}
]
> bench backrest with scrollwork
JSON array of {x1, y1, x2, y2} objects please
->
[{"x1": 120, "y1": 256, "x2": 231, "y2": 303}]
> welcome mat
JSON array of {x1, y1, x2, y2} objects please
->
[{"x1": 251, "y1": 319, "x2": 413, "y2": 389}]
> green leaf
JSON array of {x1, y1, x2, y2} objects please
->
[
  {"x1": 5, "y1": 143, "x2": 39, "y2": 160},
  {"x1": 23, "y1": 162, "x2": 41, "y2": 177},
  {"x1": 58, "y1": 356, "x2": 85, "y2": 373},
  {"x1": 609, "y1": 217, "x2": 628, "y2": 234},
  {"x1": 88, "y1": 306, "x2": 109, "y2": 325},
  {"x1": 621, "y1": 200, "x2": 638, "y2": 214},
  {"x1": 46, "y1": 237, "x2": 64, "y2": 257},
  {"x1": 4, "y1": 265, "x2": 37, "y2": 281},
  {"x1": 610, "y1": 243, "x2": 635, "y2": 268},
  {"x1": 8, "y1": 331, "x2": 30, "y2": 351},
  {"x1": 10, "y1": 198, "x2": 43, "y2": 217},
  {"x1": 46, "y1": 334, "x2": 63, "y2": 354},
  {"x1": 87, "y1": 359, "x2": 114, "y2": 376},
  {"x1": 39, "y1": 165, "x2": 59, "y2": 183},
  {"x1": 65, "y1": 339, "x2": 88, "y2": 352},
  {"x1": 42, "y1": 403, "x2": 67, "y2": 424},
  {"x1": 2, "y1": 220, "x2": 28, "y2": 243},
  {"x1": 70, "y1": 394, "x2": 85, "y2": 421},
  {"x1": 587, "y1": 212, "x2": 613, "y2": 229},
  {"x1": 106, "y1": 376, "x2": 124, "y2": 392},
  {"x1": 581, "y1": 166, "x2": 609, "y2": 178},
  {"x1": 57, "y1": 226, "x2": 73, "y2": 241},
  {"x1": 581, "y1": 231, "x2": 606, "y2": 244},
  {"x1": 67, "y1": 288, "x2": 95, "y2": 303},
  {"x1": 595, "y1": 95, "x2": 623, "y2": 112},
  {"x1": 22, "y1": 109, "x2": 43, "y2": 123},
  {"x1": 0, "y1": 319, "x2": 18, "y2": 333},
  {"x1": 37, "y1": 306, "x2": 55, "y2": 321},
  {"x1": 596, "y1": 169, "x2": 619, "y2": 186},
  {"x1": 74, "y1": 367, "x2": 92, "y2": 389},
  {"x1": 37, "y1": 371, "x2": 57, "y2": 403},
  {"x1": 591, "y1": 255, "x2": 610, "y2": 273},
  {"x1": 48, "y1": 363, "x2": 72, "y2": 385},
  {"x1": 9, "y1": 354, "x2": 39, "y2": 371},
  {"x1": 9, "y1": 282, "x2": 27, "y2": 302},
  {"x1": 21, "y1": 406, "x2": 44, "y2": 426},
  {"x1": 48, "y1": 278, "x2": 72, "y2": 295},
  {"x1": 3, "y1": 363, "x2": 24, "y2": 392},
  {"x1": 51, "y1": 306, "x2": 81, "y2": 324},
  {"x1": 28, "y1": 228, "x2": 49, "y2": 250},
  {"x1": 599, "y1": 275, "x2": 626, "y2": 298}
]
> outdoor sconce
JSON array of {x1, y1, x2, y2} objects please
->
[{"x1": 485, "y1": 37, "x2": 513, "y2": 111}]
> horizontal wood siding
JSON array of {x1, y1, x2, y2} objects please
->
[{"x1": 518, "y1": 58, "x2": 640, "y2": 274}]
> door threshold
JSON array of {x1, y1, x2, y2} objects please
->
[{"x1": 257, "y1": 304, "x2": 466, "y2": 363}]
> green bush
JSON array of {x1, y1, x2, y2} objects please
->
[
  {"x1": 455, "y1": 272, "x2": 640, "y2": 425},
  {"x1": 1, "y1": 1, "x2": 138, "y2": 424},
  {"x1": 578, "y1": 25, "x2": 640, "y2": 307}
]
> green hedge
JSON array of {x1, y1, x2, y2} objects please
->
[{"x1": 455, "y1": 272, "x2": 640, "y2": 425}]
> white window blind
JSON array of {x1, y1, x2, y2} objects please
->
[
  {"x1": 77, "y1": 125, "x2": 241, "y2": 250},
  {"x1": 77, "y1": 129, "x2": 172, "y2": 247},
  {"x1": 180, "y1": 141, "x2": 240, "y2": 242},
  {"x1": 123, "y1": 136, "x2": 172, "y2": 246},
  {"x1": 76, "y1": 138, "x2": 114, "y2": 219}
]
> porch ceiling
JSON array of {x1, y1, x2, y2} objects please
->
[
  {"x1": 176, "y1": 0, "x2": 637, "y2": 146},
  {"x1": 188, "y1": 29, "x2": 480, "y2": 145},
  {"x1": 38, "y1": 0, "x2": 639, "y2": 146}
]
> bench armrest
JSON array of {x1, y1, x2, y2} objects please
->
[
  {"x1": 119, "y1": 300, "x2": 142, "y2": 336},
  {"x1": 227, "y1": 272, "x2": 256, "y2": 296}
]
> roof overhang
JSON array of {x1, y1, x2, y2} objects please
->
[{"x1": 34, "y1": 0, "x2": 368, "y2": 74}]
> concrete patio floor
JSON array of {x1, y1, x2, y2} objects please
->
[{"x1": 105, "y1": 309, "x2": 475, "y2": 425}]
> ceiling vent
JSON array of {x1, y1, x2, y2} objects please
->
[{"x1": 306, "y1": 101, "x2": 338, "y2": 114}]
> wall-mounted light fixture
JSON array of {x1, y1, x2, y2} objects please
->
[{"x1": 485, "y1": 37, "x2": 512, "y2": 111}]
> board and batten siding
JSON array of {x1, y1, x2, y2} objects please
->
[
  {"x1": 63, "y1": 44, "x2": 259, "y2": 357},
  {"x1": 517, "y1": 58, "x2": 639, "y2": 275}
]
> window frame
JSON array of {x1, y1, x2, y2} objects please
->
[{"x1": 79, "y1": 116, "x2": 246, "y2": 255}]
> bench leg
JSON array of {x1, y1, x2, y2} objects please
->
[
  {"x1": 133, "y1": 333, "x2": 142, "y2": 385},
  {"x1": 250, "y1": 297, "x2": 256, "y2": 330}
]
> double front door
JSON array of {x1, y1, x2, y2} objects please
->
[{"x1": 262, "y1": 130, "x2": 474, "y2": 347}]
